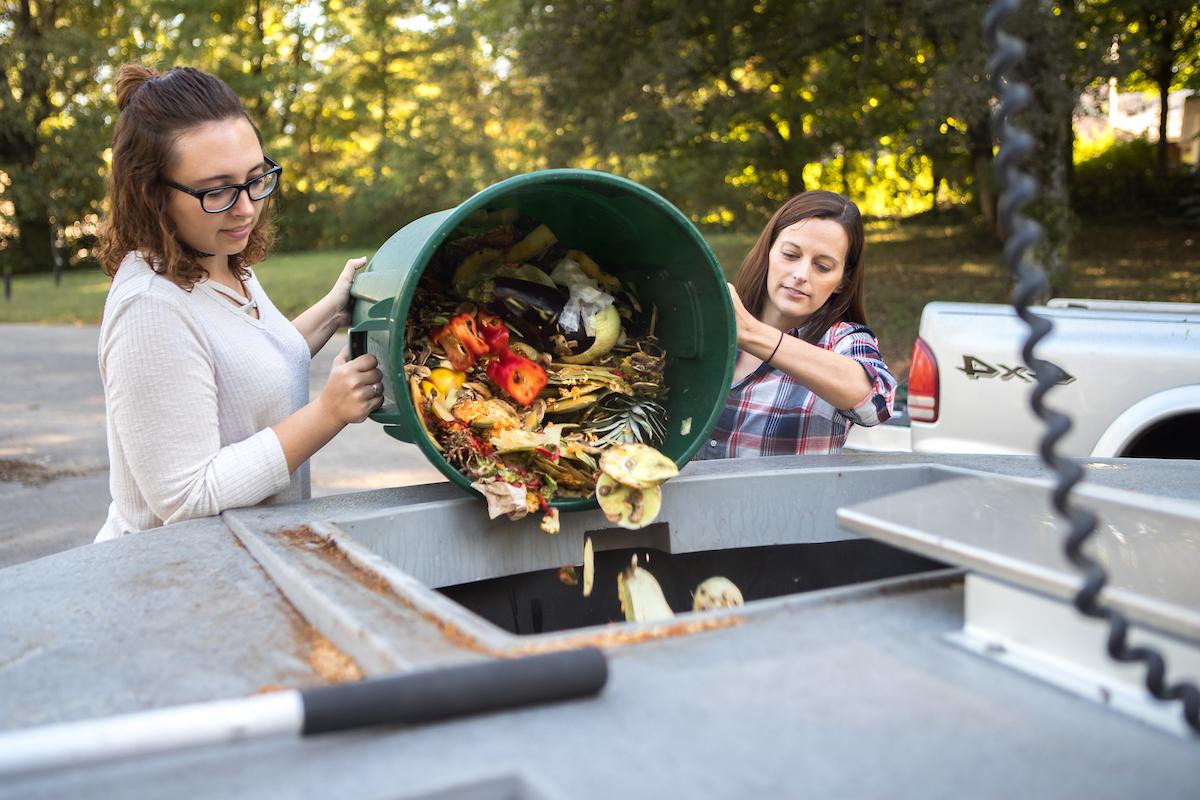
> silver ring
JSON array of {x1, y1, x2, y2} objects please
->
[{"x1": 373, "y1": 383, "x2": 382, "y2": 397}]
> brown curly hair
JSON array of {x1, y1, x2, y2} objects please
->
[
  {"x1": 732, "y1": 190, "x2": 867, "y2": 345},
  {"x1": 97, "y1": 64, "x2": 274, "y2": 288}
]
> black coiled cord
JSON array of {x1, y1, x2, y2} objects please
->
[{"x1": 983, "y1": 0, "x2": 1200, "y2": 735}]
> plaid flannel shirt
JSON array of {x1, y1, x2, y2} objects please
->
[{"x1": 696, "y1": 321, "x2": 896, "y2": 459}]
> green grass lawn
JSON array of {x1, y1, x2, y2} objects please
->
[
  {"x1": 4, "y1": 223, "x2": 1196, "y2": 392},
  {"x1": 0, "y1": 248, "x2": 367, "y2": 326}
]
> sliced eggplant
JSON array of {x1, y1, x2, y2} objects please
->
[
  {"x1": 491, "y1": 278, "x2": 568, "y2": 347},
  {"x1": 691, "y1": 577, "x2": 745, "y2": 611},
  {"x1": 596, "y1": 474, "x2": 663, "y2": 530},
  {"x1": 583, "y1": 537, "x2": 595, "y2": 597},
  {"x1": 617, "y1": 562, "x2": 674, "y2": 621},
  {"x1": 599, "y1": 443, "x2": 678, "y2": 489}
]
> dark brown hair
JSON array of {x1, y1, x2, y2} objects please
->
[
  {"x1": 97, "y1": 64, "x2": 274, "y2": 288},
  {"x1": 732, "y1": 190, "x2": 867, "y2": 345}
]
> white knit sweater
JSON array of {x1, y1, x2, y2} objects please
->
[{"x1": 95, "y1": 252, "x2": 311, "y2": 541}]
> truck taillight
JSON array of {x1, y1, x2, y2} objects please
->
[{"x1": 908, "y1": 337, "x2": 939, "y2": 423}]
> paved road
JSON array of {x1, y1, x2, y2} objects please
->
[{"x1": 0, "y1": 324, "x2": 443, "y2": 568}]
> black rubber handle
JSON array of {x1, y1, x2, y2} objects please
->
[
  {"x1": 349, "y1": 328, "x2": 368, "y2": 360},
  {"x1": 299, "y1": 648, "x2": 608, "y2": 735}
]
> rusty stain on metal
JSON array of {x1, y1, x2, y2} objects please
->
[
  {"x1": 309, "y1": 632, "x2": 364, "y2": 683},
  {"x1": 273, "y1": 524, "x2": 744, "y2": 658},
  {"x1": 276, "y1": 525, "x2": 392, "y2": 595},
  {"x1": 248, "y1": 629, "x2": 363, "y2": 693},
  {"x1": 498, "y1": 616, "x2": 744, "y2": 658},
  {"x1": 391, "y1": 592, "x2": 743, "y2": 659}
]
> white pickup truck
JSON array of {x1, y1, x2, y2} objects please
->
[{"x1": 902, "y1": 299, "x2": 1200, "y2": 459}]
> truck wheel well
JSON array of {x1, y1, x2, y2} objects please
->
[{"x1": 1120, "y1": 413, "x2": 1200, "y2": 460}]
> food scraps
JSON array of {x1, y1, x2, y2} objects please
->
[
  {"x1": 617, "y1": 555, "x2": 675, "y2": 623},
  {"x1": 583, "y1": 536, "x2": 595, "y2": 598},
  {"x1": 692, "y1": 577, "x2": 745, "y2": 611},
  {"x1": 404, "y1": 208, "x2": 676, "y2": 531}
]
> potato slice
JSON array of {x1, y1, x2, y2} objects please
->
[
  {"x1": 599, "y1": 443, "x2": 678, "y2": 489},
  {"x1": 596, "y1": 474, "x2": 662, "y2": 529}
]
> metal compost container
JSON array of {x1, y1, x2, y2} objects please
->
[{"x1": 348, "y1": 168, "x2": 735, "y2": 511}]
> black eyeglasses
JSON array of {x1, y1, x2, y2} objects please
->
[{"x1": 163, "y1": 157, "x2": 282, "y2": 214}]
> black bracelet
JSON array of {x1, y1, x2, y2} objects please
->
[{"x1": 765, "y1": 329, "x2": 784, "y2": 365}]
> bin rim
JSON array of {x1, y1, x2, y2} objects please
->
[{"x1": 389, "y1": 168, "x2": 735, "y2": 512}]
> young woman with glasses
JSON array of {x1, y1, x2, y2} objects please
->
[
  {"x1": 696, "y1": 190, "x2": 897, "y2": 459},
  {"x1": 94, "y1": 64, "x2": 383, "y2": 541}
]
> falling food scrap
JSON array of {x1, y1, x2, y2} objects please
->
[
  {"x1": 617, "y1": 556, "x2": 675, "y2": 623},
  {"x1": 557, "y1": 565, "x2": 579, "y2": 586},
  {"x1": 596, "y1": 475, "x2": 661, "y2": 530},
  {"x1": 599, "y1": 443, "x2": 679, "y2": 489},
  {"x1": 540, "y1": 507, "x2": 561, "y2": 534},
  {"x1": 692, "y1": 576, "x2": 744, "y2": 612},
  {"x1": 594, "y1": 442, "x2": 679, "y2": 530},
  {"x1": 583, "y1": 536, "x2": 595, "y2": 598}
]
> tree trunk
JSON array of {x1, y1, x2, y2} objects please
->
[
  {"x1": 1064, "y1": 107, "x2": 1075, "y2": 192},
  {"x1": 1150, "y1": 9, "x2": 1177, "y2": 184},
  {"x1": 1036, "y1": 111, "x2": 1073, "y2": 294},
  {"x1": 784, "y1": 164, "x2": 808, "y2": 198},
  {"x1": 4, "y1": 0, "x2": 53, "y2": 273},
  {"x1": 9, "y1": 186, "x2": 54, "y2": 274},
  {"x1": 1156, "y1": 74, "x2": 1171, "y2": 183},
  {"x1": 252, "y1": 0, "x2": 267, "y2": 114},
  {"x1": 968, "y1": 119, "x2": 998, "y2": 237},
  {"x1": 930, "y1": 158, "x2": 941, "y2": 212}
]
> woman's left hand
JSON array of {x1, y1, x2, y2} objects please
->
[
  {"x1": 326, "y1": 256, "x2": 369, "y2": 328},
  {"x1": 727, "y1": 282, "x2": 766, "y2": 351}
]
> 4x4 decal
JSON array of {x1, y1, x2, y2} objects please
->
[{"x1": 957, "y1": 355, "x2": 1075, "y2": 385}]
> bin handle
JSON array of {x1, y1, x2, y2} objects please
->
[{"x1": 349, "y1": 317, "x2": 390, "y2": 360}]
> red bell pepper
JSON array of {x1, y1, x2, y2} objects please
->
[
  {"x1": 476, "y1": 311, "x2": 510, "y2": 355},
  {"x1": 432, "y1": 326, "x2": 474, "y2": 371},
  {"x1": 433, "y1": 312, "x2": 490, "y2": 370},
  {"x1": 449, "y1": 313, "x2": 490, "y2": 357},
  {"x1": 486, "y1": 349, "x2": 548, "y2": 406}
]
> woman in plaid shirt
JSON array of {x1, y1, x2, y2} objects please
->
[{"x1": 697, "y1": 190, "x2": 896, "y2": 459}]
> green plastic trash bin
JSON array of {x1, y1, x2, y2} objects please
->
[{"x1": 349, "y1": 169, "x2": 735, "y2": 511}]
